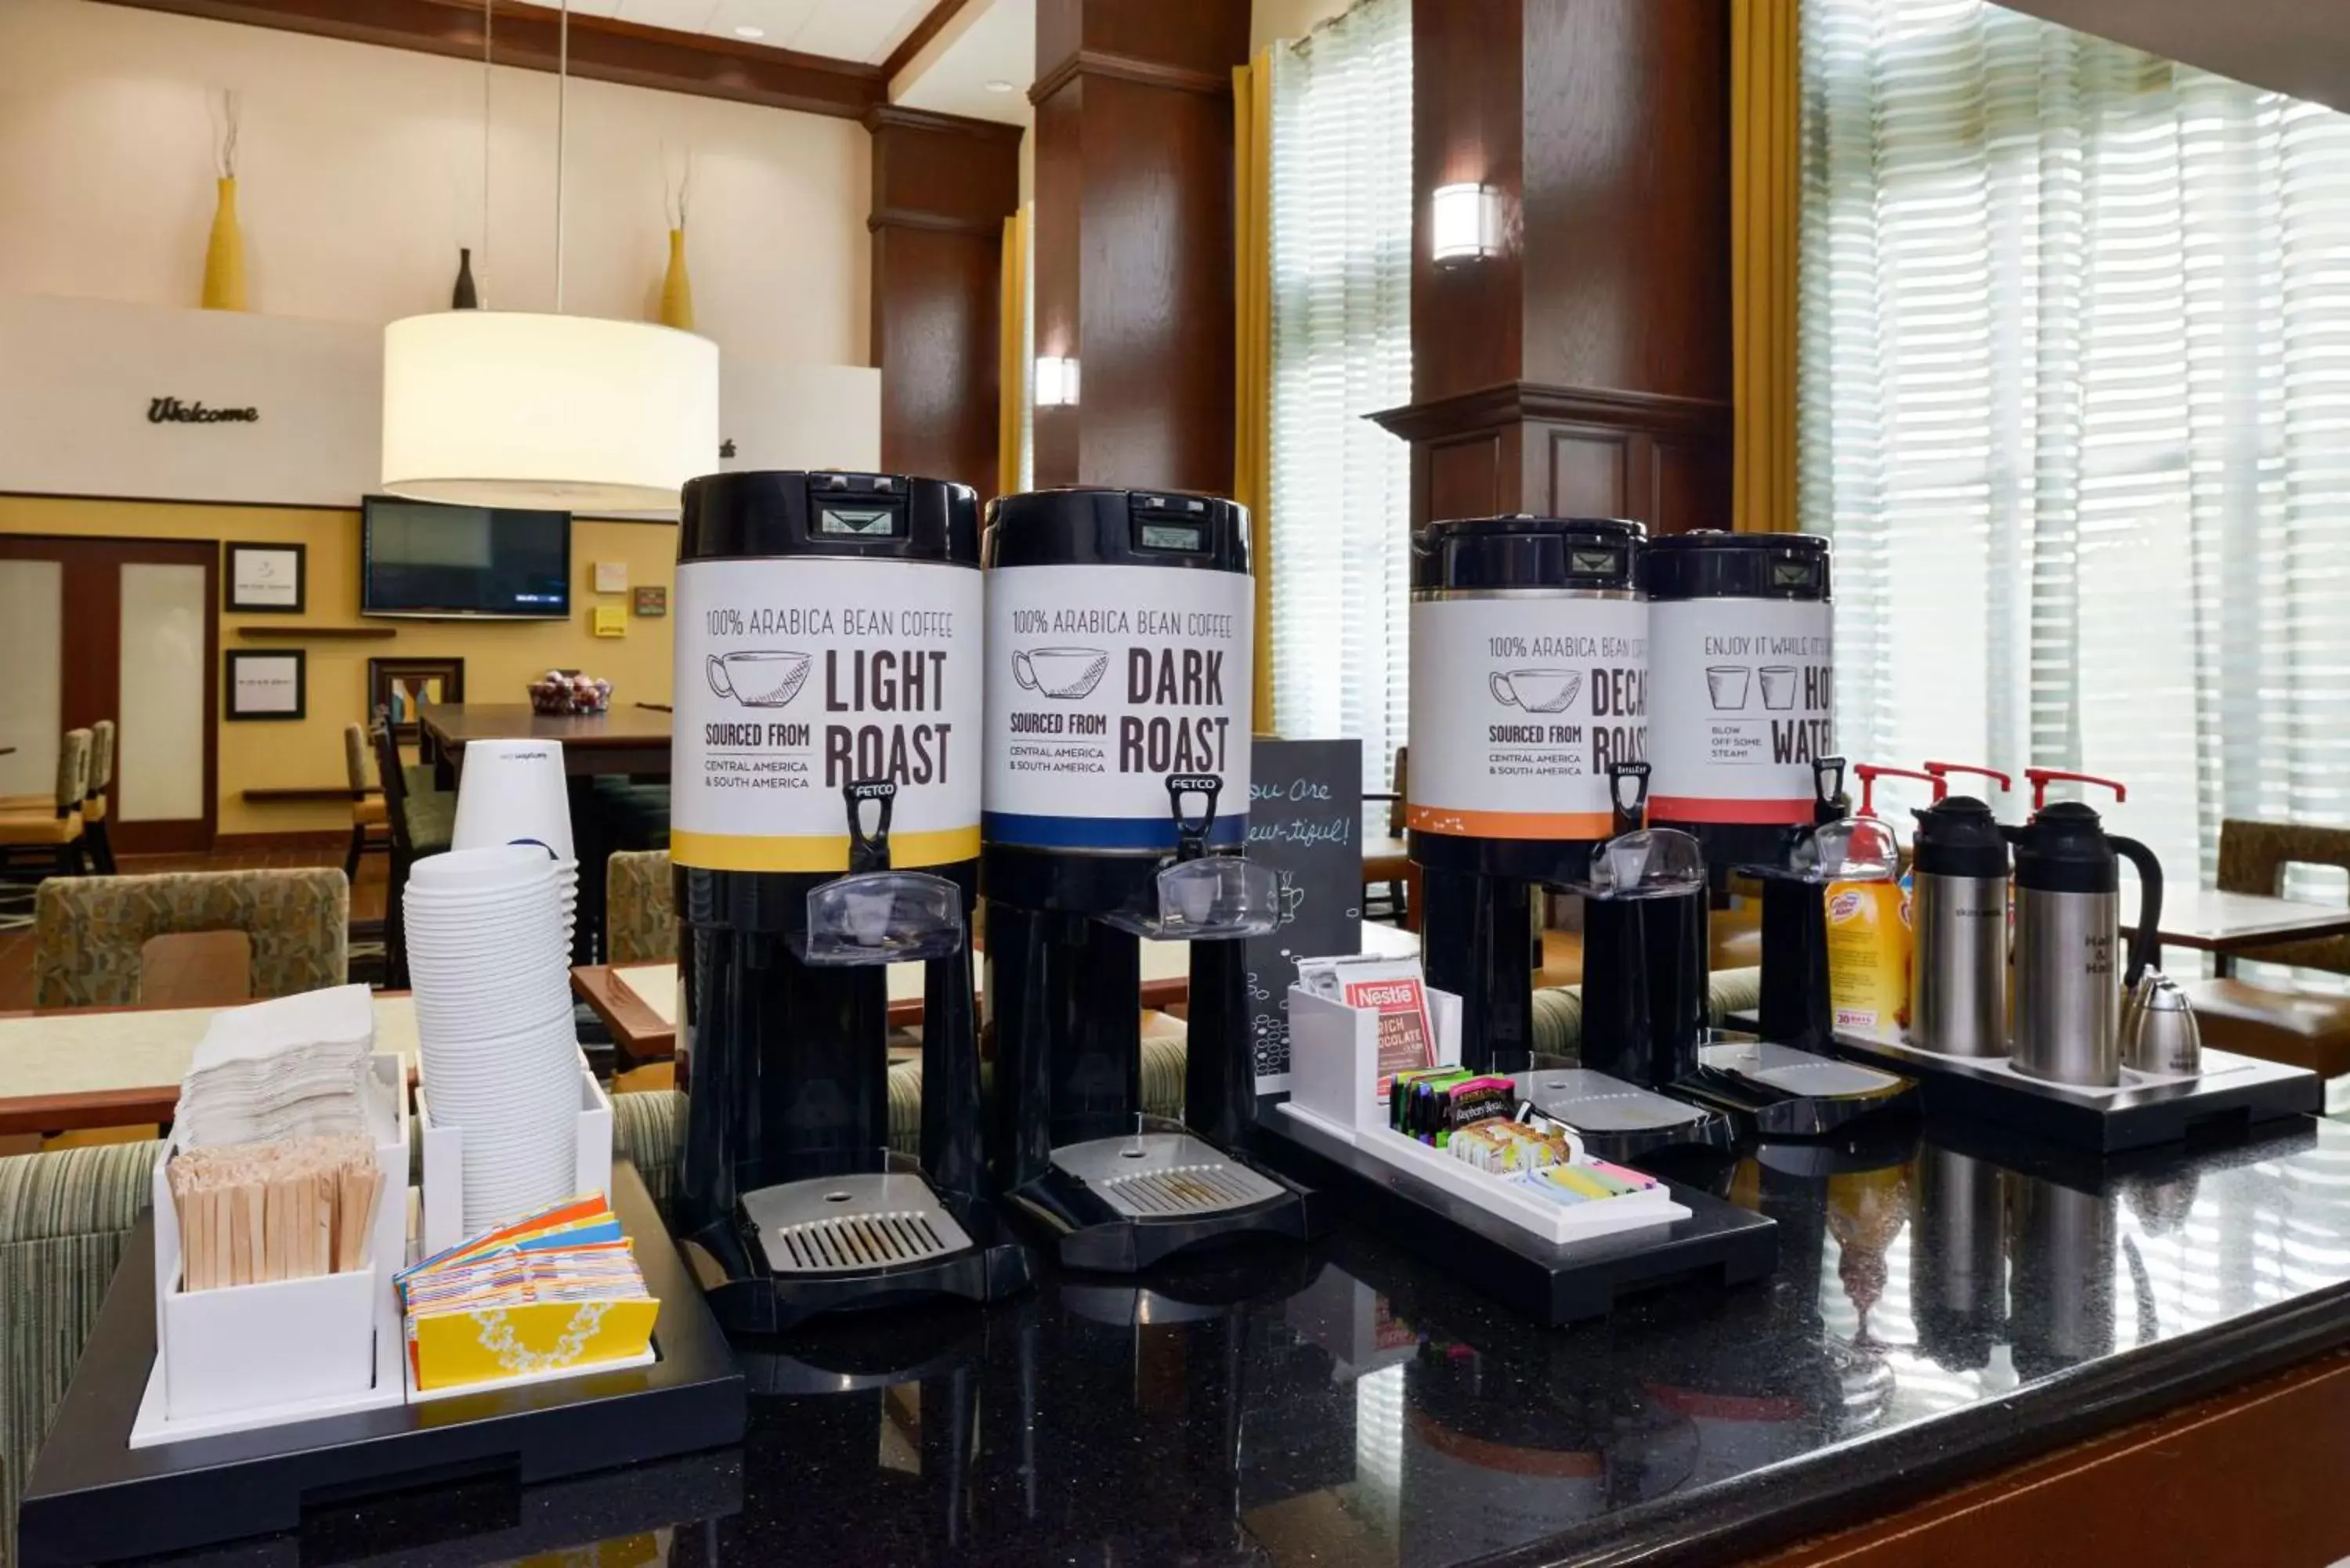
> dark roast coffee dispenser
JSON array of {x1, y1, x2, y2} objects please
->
[
  {"x1": 1407, "y1": 515, "x2": 1651, "y2": 1075},
  {"x1": 982, "y1": 487, "x2": 1319, "y2": 1270},
  {"x1": 668, "y1": 470, "x2": 1030, "y2": 1332}
]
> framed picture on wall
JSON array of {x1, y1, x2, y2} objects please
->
[
  {"x1": 369, "y1": 657, "x2": 465, "y2": 742},
  {"x1": 226, "y1": 649, "x2": 306, "y2": 721},
  {"x1": 223, "y1": 541, "x2": 306, "y2": 613}
]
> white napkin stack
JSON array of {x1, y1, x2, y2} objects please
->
[
  {"x1": 403, "y1": 845, "x2": 584, "y2": 1234},
  {"x1": 176, "y1": 985, "x2": 378, "y2": 1150}
]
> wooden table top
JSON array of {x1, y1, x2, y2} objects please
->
[
  {"x1": 417, "y1": 703, "x2": 672, "y2": 767},
  {"x1": 2123, "y1": 887, "x2": 2350, "y2": 952},
  {"x1": 0, "y1": 994, "x2": 419, "y2": 1137}
]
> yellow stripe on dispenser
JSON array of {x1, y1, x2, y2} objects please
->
[{"x1": 668, "y1": 826, "x2": 980, "y2": 873}]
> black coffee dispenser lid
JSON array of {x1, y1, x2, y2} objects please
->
[
  {"x1": 1412, "y1": 515, "x2": 1643, "y2": 592},
  {"x1": 983, "y1": 487, "x2": 1249, "y2": 574},
  {"x1": 679, "y1": 470, "x2": 978, "y2": 565},
  {"x1": 1911, "y1": 797, "x2": 2010, "y2": 880},
  {"x1": 1643, "y1": 530, "x2": 1831, "y2": 601},
  {"x1": 2008, "y1": 801, "x2": 2119, "y2": 893}
]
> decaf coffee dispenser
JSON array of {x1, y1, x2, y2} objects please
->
[
  {"x1": 1408, "y1": 516, "x2": 1650, "y2": 1074},
  {"x1": 982, "y1": 487, "x2": 1318, "y2": 1271},
  {"x1": 1644, "y1": 532, "x2": 1835, "y2": 871},
  {"x1": 669, "y1": 470, "x2": 1029, "y2": 1331}
]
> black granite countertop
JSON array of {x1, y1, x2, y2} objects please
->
[{"x1": 164, "y1": 1115, "x2": 2350, "y2": 1568}]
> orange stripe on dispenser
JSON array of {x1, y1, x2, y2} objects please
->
[
  {"x1": 1648, "y1": 796, "x2": 1813, "y2": 826},
  {"x1": 1405, "y1": 805, "x2": 1616, "y2": 840}
]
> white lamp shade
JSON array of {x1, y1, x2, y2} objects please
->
[
  {"x1": 381, "y1": 312, "x2": 719, "y2": 510},
  {"x1": 1432, "y1": 182, "x2": 1500, "y2": 262}
]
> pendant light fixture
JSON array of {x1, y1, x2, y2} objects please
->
[{"x1": 380, "y1": 0, "x2": 717, "y2": 510}]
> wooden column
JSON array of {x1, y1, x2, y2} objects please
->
[
  {"x1": 1029, "y1": 0, "x2": 1252, "y2": 493},
  {"x1": 866, "y1": 107, "x2": 1023, "y2": 499},
  {"x1": 1374, "y1": 0, "x2": 1731, "y2": 532}
]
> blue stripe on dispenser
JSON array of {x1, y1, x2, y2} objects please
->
[{"x1": 982, "y1": 812, "x2": 1249, "y2": 851}]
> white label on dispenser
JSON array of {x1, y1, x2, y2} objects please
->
[
  {"x1": 984, "y1": 564, "x2": 1252, "y2": 851},
  {"x1": 1407, "y1": 594, "x2": 1648, "y2": 839},
  {"x1": 1647, "y1": 598, "x2": 1831, "y2": 825},
  {"x1": 671, "y1": 557, "x2": 982, "y2": 872}
]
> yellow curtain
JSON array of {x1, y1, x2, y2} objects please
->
[
  {"x1": 997, "y1": 206, "x2": 1029, "y2": 499},
  {"x1": 1234, "y1": 49, "x2": 1276, "y2": 732},
  {"x1": 1731, "y1": 0, "x2": 1800, "y2": 533}
]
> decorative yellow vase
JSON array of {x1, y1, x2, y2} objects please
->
[
  {"x1": 201, "y1": 175, "x2": 248, "y2": 312},
  {"x1": 659, "y1": 226, "x2": 695, "y2": 331}
]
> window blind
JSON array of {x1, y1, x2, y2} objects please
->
[
  {"x1": 1268, "y1": 0, "x2": 1413, "y2": 800},
  {"x1": 1800, "y1": 0, "x2": 2350, "y2": 906}
]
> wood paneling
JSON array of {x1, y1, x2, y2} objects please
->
[
  {"x1": 1029, "y1": 0, "x2": 1250, "y2": 495},
  {"x1": 1758, "y1": 1348, "x2": 2350, "y2": 1567},
  {"x1": 1389, "y1": 0, "x2": 1732, "y2": 532},
  {"x1": 92, "y1": 0, "x2": 884, "y2": 120},
  {"x1": 865, "y1": 107, "x2": 1022, "y2": 500}
]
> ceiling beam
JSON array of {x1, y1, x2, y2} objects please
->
[
  {"x1": 89, "y1": 0, "x2": 886, "y2": 121},
  {"x1": 880, "y1": 0, "x2": 978, "y2": 87}
]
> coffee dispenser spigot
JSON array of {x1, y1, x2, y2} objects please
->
[
  {"x1": 1811, "y1": 757, "x2": 1849, "y2": 827},
  {"x1": 798, "y1": 782, "x2": 967, "y2": 967},
  {"x1": 1611, "y1": 761, "x2": 1652, "y2": 836}
]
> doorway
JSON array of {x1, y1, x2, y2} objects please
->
[{"x1": 0, "y1": 533, "x2": 219, "y2": 854}]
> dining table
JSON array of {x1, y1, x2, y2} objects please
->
[
  {"x1": 573, "y1": 921, "x2": 1427, "y2": 1067},
  {"x1": 0, "y1": 993, "x2": 421, "y2": 1137},
  {"x1": 414, "y1": 702, "x2": 674, "y2": 963},
  {"x1": 2123, "y1": 886, "x2": 2350, "y2": 975}
]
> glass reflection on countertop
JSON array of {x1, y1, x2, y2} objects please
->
[{"x1": 630, "y1": 1117, "x2": 2350, "y2": 1568}]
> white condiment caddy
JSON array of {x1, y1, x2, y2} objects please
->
[
  {"x1": 1275, "y1": 985, "x2": 1689, "y2": 1246},
  {"x1": 132, "y1": 1053, "x2": 409, "y2": 1447}
]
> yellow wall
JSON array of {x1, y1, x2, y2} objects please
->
[{"x1": 0, "y1": 495, "x2": 679, "y2": 837}]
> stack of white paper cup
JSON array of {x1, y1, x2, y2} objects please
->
[
  {"x1": 404, "y1": 846, "x2": 580, "y2": 1234},
  {"x1": 451, "y1": 738, "x2": 579, "y2": 906}
]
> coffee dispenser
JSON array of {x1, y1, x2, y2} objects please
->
[
  {"x1": 669, "y1": 471, "x2": 1029, "y2": 1331},
  {"x1": 1408, "y1": 515, "x2": 1650, "y2": 1075},
  {"x1": 982, "y1": 487, "x2": 1318, "y2": 1271},
  {"x1": 2006, "y1": 769, "x2": 2164, "y2": 1087},
  {"x1": 1644, "y1": 532, "x2": 1835, "y2": 873}
]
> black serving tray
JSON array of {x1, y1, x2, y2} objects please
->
[
  {"x1": 16, "y1": 1162, "x2": 745, "y2": 1568},
  {"x1": 1724, "y1": 1010, "x2": 2319, "y2": 1154},
  {"x1": 1251, "y1": 1100, "x2": 1777, "y2": 1328}
]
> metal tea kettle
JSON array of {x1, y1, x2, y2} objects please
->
[{"x1": 2004, "y1": 769, "x2": 2164, "y2": 1087}]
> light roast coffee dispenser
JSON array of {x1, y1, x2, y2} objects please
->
[
  {"x1": 668, "y1": 471, "x2": 1030, "y2": 1332},
  {"x1": 1408, "y1": 516, "x2": 1651, "y2": 1075},
  {"x1": 982, "y1": 487, "x2": 1320, "y2": 1271}
]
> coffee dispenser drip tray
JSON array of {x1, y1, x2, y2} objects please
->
[
  {"x1": 1513, "y1": 1068, "x2": 1737, "y2": 1165},
  {"x1": 744, "y1": 1173, "x2": 975, "y2": 1275},
  {"x1": 1676, "y1": 1034, "x2": 1922, "y2": 1139},
  {"x1": 1010, "y1": 1118, "x2": 1322, "y2": 1274}
]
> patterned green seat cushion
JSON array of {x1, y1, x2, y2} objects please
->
[{"x1": 403, "y1": 792, "x2": 457, "y2": 855}]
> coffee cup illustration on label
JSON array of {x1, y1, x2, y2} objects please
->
[
  {"x1": 1489, "y1": 669, "x2": 1584, "y2": 714},
  {"x1": 706, "y1": 650, "x2": 813, "y2": 707},
  {"x1": 1758, "y1": 665, "x2": 1798, "y2": 710},
  {"x1": 1705, "y1": 665, "x2": 1752, "y2": 711},
  {"x1": 1010, "y1": 646, "x2": 1109, "y2": 701}
]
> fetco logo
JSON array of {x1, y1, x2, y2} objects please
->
[{"x1": 147, "y1": 396, "x2": 259, "y2": 425}]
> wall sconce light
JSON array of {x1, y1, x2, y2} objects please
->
[
  {"x1": 1431, "y1": 182, "x2": 1501, "y2": 264},
  {"x1": 1035, "y1": 355, "x2": 1080, "y2": 407}
]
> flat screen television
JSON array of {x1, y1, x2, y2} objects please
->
[{"x1": 360, "y1": 496, "x2": 571, "y2": 620}]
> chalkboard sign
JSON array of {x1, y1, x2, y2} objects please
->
[{"x1": 1245, "y1": 738, "x2": 1365, "y2": 1093}]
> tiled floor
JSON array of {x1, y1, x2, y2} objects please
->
[{"x1": 0, "y1": 842, "x2": 389, "y2": 1010}]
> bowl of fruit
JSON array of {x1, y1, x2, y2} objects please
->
[{"x1": 528, "y1": 670, "x2": 613, "y2": 716}]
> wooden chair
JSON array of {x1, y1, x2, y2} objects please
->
[
  {"x1": 32, "y1": 868, "x2": 348, "y2": 1008},
  {"x1": 0, "y1": 728, "x2": 92, "y2": 884},
  {"x1": 1364, "y1": 746, "x2": 1411, "y2": 923},
  {"x1": 79, "y1": 721, "x2": 116, "y2": 876},
  {"x1": 2180, "y1": 819, "x2": 2350, "y2": 1078},
  {"x1": 371, "y1": 706, "x2": 454, "y2": 989},
  {"x1": 341, "y1": 723, "x2": 391, "y2": 883}
]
